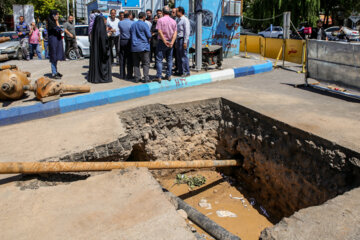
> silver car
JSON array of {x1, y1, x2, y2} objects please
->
[
  {"x1": 0, "y1": 32, "x2": 22, "y2": 61},
  {"x1": 66, "y1": 25, "x2": 116, "y2": 60}
]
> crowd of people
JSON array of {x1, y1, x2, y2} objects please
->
[
  {"x1": 88, "y1": 6, "x2": 191, "y2": 84},
  {"x1": 14, "y1": 6, "x2": 191, "y2": 82}
]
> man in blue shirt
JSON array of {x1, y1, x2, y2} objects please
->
[
  {"x1": 118, "y1": 12, "x2": 134, "y2": 79},
  {"x1": 130, "y1": 12, "x2": 151, "y2": 83},
  {"x1": 16, "y1": 16, "x2": 30, "y2": 60}
]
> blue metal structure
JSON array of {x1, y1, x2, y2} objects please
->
[
  {"x1": 175, "y1": 0, "x2": 241, "y2": 57},
  {"x1": 87, "y1": 0, "x2": 141, "y2": 18}
]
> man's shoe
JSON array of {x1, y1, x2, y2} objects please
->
[
  {"x1": 56, "y1": 72, "x2": 63, "y2": 78},
  {"x1": 173, "y1": 72, "x2": 182, "y2": 76},
  {"x1": 134, "y1": 78, "x2": 140, "y2": 83},
  {"x1": 163, "y1": 75, "x2": 171, "y2": 81},
  {"x1": 51, "y1": 74, "x2": 61, "y2": 79},
  {"x1": 154, "y1": 78, "x2": 162, "y2": 83},
  {"x1": 181, "y1": 73, "x2": 191, "y2": 77}
]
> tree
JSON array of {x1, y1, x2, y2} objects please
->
[
  {"x1": 243, "y1": 0, "x2": 360, "y2": 31},
  {"x1": 0, "y1": 0, "x2": 67, "y2": 23},
  {"x1": 243, "y1": 0, "x2": 321, "y2": 31},
  {"x1": 31, "y1": 0, "x2": 67, "y2": 21}
]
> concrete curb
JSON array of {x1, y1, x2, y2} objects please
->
[{"x1": 0, "y1": 61, "x2": 273, "y2": 126}]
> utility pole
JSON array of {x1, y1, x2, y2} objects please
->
[
  {"x1": 283, "y1": 11, "x2": 291, "y2": 39},
  {"x1": 282, "y1": 11, "x2": 290, "y2": 67},
  {"x1": 67, "y1": 0, "x2": 70, "y2": 18},
  {"x1": 73, "y1": 0, "x2": 76, "y2": 24},
  {"x1": 195, "y1": 0, "x2": 202, "y2": 71}
]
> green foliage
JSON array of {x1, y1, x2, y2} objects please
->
[
  {"x1": 244, "y1": 0, "x2": 320, "y2": 31},
  {"x1": 0, "y1": 0, "x2": 68, "y2": 22},
  {"x1": 175, "y1": 174, "x2": 206, "y2": 189},
  {"x1": 31, "y1": 0, "x2": 67, "y2": 20},
  {"x1": 243, "y1": 0, "x2": 360, "y2": 32}
]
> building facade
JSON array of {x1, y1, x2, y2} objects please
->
[{"x1": 175, "y1": 0, "x2": 241, "y2": 57}]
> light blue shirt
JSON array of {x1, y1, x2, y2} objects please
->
[
  {"x1": 130, "y1": 20, "x2": 151, "y2": 52},
  {"x1": 177, "y1": 15, "x2": 190, "y2": 42},
  {"x1": 118, "y1": 18, "x2": 133, "y2": 40}
]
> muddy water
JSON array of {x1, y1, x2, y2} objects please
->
[{"x1": 158, "y1": 170, "x2": 273, "y2": 240}]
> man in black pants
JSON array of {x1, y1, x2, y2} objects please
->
[
  {"x1": 107, "y1": 9, "x2": 120, "y2": 64},
  {"x1": 118, "y1": 12, "x2": 134, "y2": 79},
  {"x1": 130, "y1": 12, "x2": 151, "y2": 83}
]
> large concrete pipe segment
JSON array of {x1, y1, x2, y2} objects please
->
[
  {"x1": 164, "y1": 190, "x2": 240, "y2": 240},
  {"x1": 0, "y1": 160, "x2": 240, "y2": 174}
]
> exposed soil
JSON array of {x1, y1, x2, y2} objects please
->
[{"x1": 41, "y1": 98, "x2": 360, "y2": 238}]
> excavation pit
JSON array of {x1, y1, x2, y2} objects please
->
[{"x1": 32, "y1": 98, "x2": 360, "y2": 239}]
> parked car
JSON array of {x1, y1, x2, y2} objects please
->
[
  {"x1": 62, "y1": 25, "x2": 116, "y2": 60},
  {"x1": 0, "y1": 31, "x2": 22, "y2": 61},
  {"x1": 258, "y1": 26, "x2": 291, "y2": 38},
  {"x1": 240, "y1": 28, "x2": 257, "y2": 36},
  {"x1": 325, "y1": 26, "x2": 360, "y2": 41}
]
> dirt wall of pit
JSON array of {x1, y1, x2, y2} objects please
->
[{"x1": 44, "y1": 98, "x2": 360, "y2": 229}]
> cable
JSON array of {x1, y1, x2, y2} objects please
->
[
  {"x1": 290, "y1": 19, "x2": 304, "y2": 40},
  {"x1": 242, "y1": 13, "x2": 284, "y2": 21}
]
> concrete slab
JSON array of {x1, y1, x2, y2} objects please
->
[
  {"x1": 260, "y1": 187, "x2": 360, "y2": 240},
  {"x1": 0, "y1": 168, "x2": 195, "y2": 240}
]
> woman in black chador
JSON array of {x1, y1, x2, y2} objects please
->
[{"x1": 88, "y1": 16, "x2": 112, "y2": 83}]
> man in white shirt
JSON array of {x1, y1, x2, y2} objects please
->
[{"x1": 107, "y1": 9, "x2": 120, "y2": 64}]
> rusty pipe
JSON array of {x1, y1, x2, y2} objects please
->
[
  {"x1": 0, "y1": 160, "x2": 240, "y2": 174},
  {"x1": 62, "y1": 85, "x2": 90, "y2": 93},
  {"x1": 0, "y1": 65, "x2": 18, "y2": 71},
  {"x1": 0, "y1": 37, "x2": 10, "y2": 43},
  {"x1": 1, "y1": 82, "x2": 14, "y2": 92}
]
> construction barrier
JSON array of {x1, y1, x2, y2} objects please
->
[
  {"x1": 240, "y1": 35, "x2": 306, "y2": 65},
  {"x1": 305, "y1": 40, "x2": 360, "y2": 99}
]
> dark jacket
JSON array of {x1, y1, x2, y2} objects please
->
[{"x1": 311, "y1": 27, "x2": 327, "y2": 40}]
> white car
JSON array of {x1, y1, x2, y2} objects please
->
[
  {"x1": 258, "y1": 26, "x2": 290, "y2": 38},
  {"x1": 64, "y1": 25, "x2": 116, "y2": 60},
  {"x1": 325, "y1": 26, "x2": 359, "y2": 40}
]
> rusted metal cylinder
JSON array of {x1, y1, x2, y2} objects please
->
[
  {"x1": 0, "y1": 69, "x2": 30, "y2": 100},
  {"x1": 62, "y1": 85, "x2": 91, "y2": 93},
  {"x1": 0, "y1": 160, "x2": 240, "y2": 174},
  {"x1": 0, "y1": 65, "x2": 18, "y2": 71},
  {"x1": 0, "y1": 37, "x2": 10, "y2": 43}
]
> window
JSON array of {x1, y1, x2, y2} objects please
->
[
  {"x1": 223, "y1": 0, "x2": 241, "y2": 17},
  {"x1": 75, "y1": 26, "x2": 88, "y2": 36}
]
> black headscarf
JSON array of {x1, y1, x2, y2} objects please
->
[
  {"x1": 47, "y1": 10, "x2": 58, "y2": 31},
  {"x1": 87, "y1": 16, "x2": 112, "y2": 83}
]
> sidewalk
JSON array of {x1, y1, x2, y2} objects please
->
[
  {"x1": 2, "y1": 57, "x2": 267, "y2": 108},
  {"x1": 0, "y1": 57, "x2": 272, "y2": 125}
]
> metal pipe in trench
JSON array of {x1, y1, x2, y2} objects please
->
[
  {"x1": 164, "y1": 190, "x2": 240, "y2": 240},
  {"x1": 0, "y1": 160, "x2": 240, "y2": 174}
]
